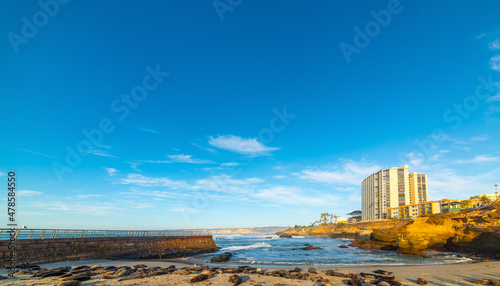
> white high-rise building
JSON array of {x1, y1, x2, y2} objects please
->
[{"x1": 361, "y1": 165, "x2": 428, "y2": 221}]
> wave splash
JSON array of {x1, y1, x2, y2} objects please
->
[{"x1": 221, "y1": 242, "x2": 272, "y2": 251}]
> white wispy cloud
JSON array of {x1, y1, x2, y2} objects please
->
[
  {"x1": 104, "y1": 167, "x2": 118, "y2": 176},
  {"x1": 429, "y1": 168, "x2": 500, "y2": 200},
  {"x1": 120, "y1": 189, "x2": 176, "y2": 198},
  {"x1": 17, "y1": 148, "x2": 59, "y2": 159},
  {"x1": 252, "y1": 186, "x2": 339, "y2": 206},
  {"x1": 485, "y1": 105, "x2": 500, "y2": 116},
  {"x1": 138, "y1": 160, "x2": 172, "y2": 164},
  {"x1": 490, "y1": 55, "x2": 500, "y2": 71},
  {"x1": 131, "y1": 202, "x2": 155, "y2": 208},
  {"x1": 453, "y1": 155, "x2": 500, "y2": 164},
  {"x1": 489, "y1": 39, "x2": 500, "y2": 50},
  {"x1": 193, "y1": 175, "x2": 262, "y2": 193},
  {"x1": 114, "y1": 171, "x2": 350, "y2": 207},
  {"x1": 208, "y1": 135, "x2": 280, "y2": 156},
  {"x1": 298, "y1": 160, "x2": 381, "y2": 186},
  {"x1": 168, "y1": 154, "x2": 214, "y2": 164},
  {"x1": 97, "y1": 144, "x2": 112, "y2": 149},
  {"x1": 17, "y1": 190, "x2": 43, "y2": 196},
  {"x1": 76, "y1": 194, "x2": 104, "y2": 198},
  {"x1": 469, "y1": 135, "x2": 490, "y2": 141},
  {"x1": 170, "y1": 206, "x2": 202, "y2": 214},
  {"x1": 30, "y1": 201, "x2": 120, "y2": 216},
  {"x1": 192, "y1": 143, "x2": 217, "y2": 155},
  {"x1": 118, "y1": 173, "x2": 190, "y2": 189},
  {"x1": 221, "y1": 162, "x2": 241, "y2": 167},
  {"x1": 136, "y1": 127, "x2": 162, "y2": 135},
  {"x1": 90, "y1": 150, "x2": 119, "y2": 158},
  {"x1": 487, "y1": 93, "x2": 500, "y2": 102}
]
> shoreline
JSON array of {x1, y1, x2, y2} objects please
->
[{"x1": 3, "y1": 258, "x2": 500, "y2": 285}]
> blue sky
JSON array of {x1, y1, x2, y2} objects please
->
[{"x1": 1, "y1": 1, "x2": 500, "y2": 229}]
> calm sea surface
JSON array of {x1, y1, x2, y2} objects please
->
[{"x1": 194, "y1": 234, "x2": 470, "y2": 267}]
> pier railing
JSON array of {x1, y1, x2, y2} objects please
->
[{"x1": 0, "y1": 229, "x2": 210, "y2": 240}]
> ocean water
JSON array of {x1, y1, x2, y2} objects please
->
[{"x1": 194, "y1": 234, "x2": 470, "y2": 267}]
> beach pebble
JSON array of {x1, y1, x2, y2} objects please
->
[
  {"x1": 72, "y1": 265, "x2": 88, "y2": 271},
  {"x1": 229, "y1": 274, "x2": 243, "y2": 285},
  {"x1": 61, "y1": 273, "x2": 91, "y2": 282},
  {"x1": 149, "y1": 269, "x2": 167, "y2": 276},
  {"x1": 325, "y1": 270, "x2": 346, "y2": 277},
  {"x1": 374, "y1": 270, "x2": 393, "y2": 275},
  {"x1": 69, "y1": 269, "x2": 91, "y2": 275},
  {"x1": 339, "y1": 245, "x2": 349, "y2": 248},
  {"x1": 115, "y1": 268, "x2": 131, "y2": 277},
  {"x1": 377, "y1": 282, "x2": 390, "y2": 286},
  {"x1": 17, "y1": 269, "x2": 32, "y2": 275},
  {"x1": 349, "y1": 274, "x2": 363, "y2": 286},
  {"x1": 172, "y1": 269, "x2": 191, "y2": 275},
  {"x1": 89, "y1": 264, "x2": 102, "y2": 271},
  {"x1": 473, "y1": 280, "x2": 492, "y2": 285},
  {"x1": 491, "y1": 280, "x2": 500, "y2": 286},
  {"x1": 36, "y1": 266, "x2": 71, "y2": 278},
  {"x1": 285, "y1": 274, "x2": 298, "y2": 279},
  {"x1": 310, "y1": 276, "x2": 323, "y2": 282},
  {"x1": 299, "y1": 273, "x2": 311, "y2": 280},
  {"x1": 417, "y1": 278, "x2": 428, "y2": 285},
  {"x1": 102, "y1": 274, "x2": 115, "y2": 279},
  {"x1": 190, "y1": 274, "x2": 209, "y2": 283},
  {"x1": 118, "y1": 272, "x2": 146, "y2": 281},
  {"x1": 308, "y1": 268, "x2": 317, "y2": 274},
  {"x1": 133, "y1": 264, "x2": 147, "y2": 269},
  {"x1": 201, "y1": 270, "x2": 213, "y2": 276},
  {"x1": 60, "y1": 272, "x2": 74, "y2": 278},
  {"x1": 58, "y1": 281, "x2": 81, "y2": 286}
]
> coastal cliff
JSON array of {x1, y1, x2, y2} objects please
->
[{"x1": 279, "y1": 202, "x2": 500, "y2": 257}]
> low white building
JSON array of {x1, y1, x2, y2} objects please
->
[{"x1": 335, "y1": 217, "x2": 348, "y2": 223}]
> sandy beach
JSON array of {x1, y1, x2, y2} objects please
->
[{"x1": 2, "y1": 258, "x2": 500, "y2": 286}]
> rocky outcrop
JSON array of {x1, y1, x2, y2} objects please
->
[
  {"x1": 304, "y1": 244, "x2": 322, "y2": 250},
  {"x1": 372, "y1": 204, "x2": 500, "y2": 256},
  {"x1": 279, "y1": 202, "x2": 500, "y2": 257},
  {"x1": 210, "y1": 252, "x2": 232, "y2": 263}
]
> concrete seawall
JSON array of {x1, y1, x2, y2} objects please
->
[{"x1": 0, "y1": 236, "x2": 218, "y2": 267}]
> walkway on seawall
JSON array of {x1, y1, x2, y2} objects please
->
[{"x1": 0, "y1": 229, "x2": 218, "y2": 268}]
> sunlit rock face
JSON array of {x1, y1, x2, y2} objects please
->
[{"x1": 279, "y1": 203, "x2": 500, "y2": 257}]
